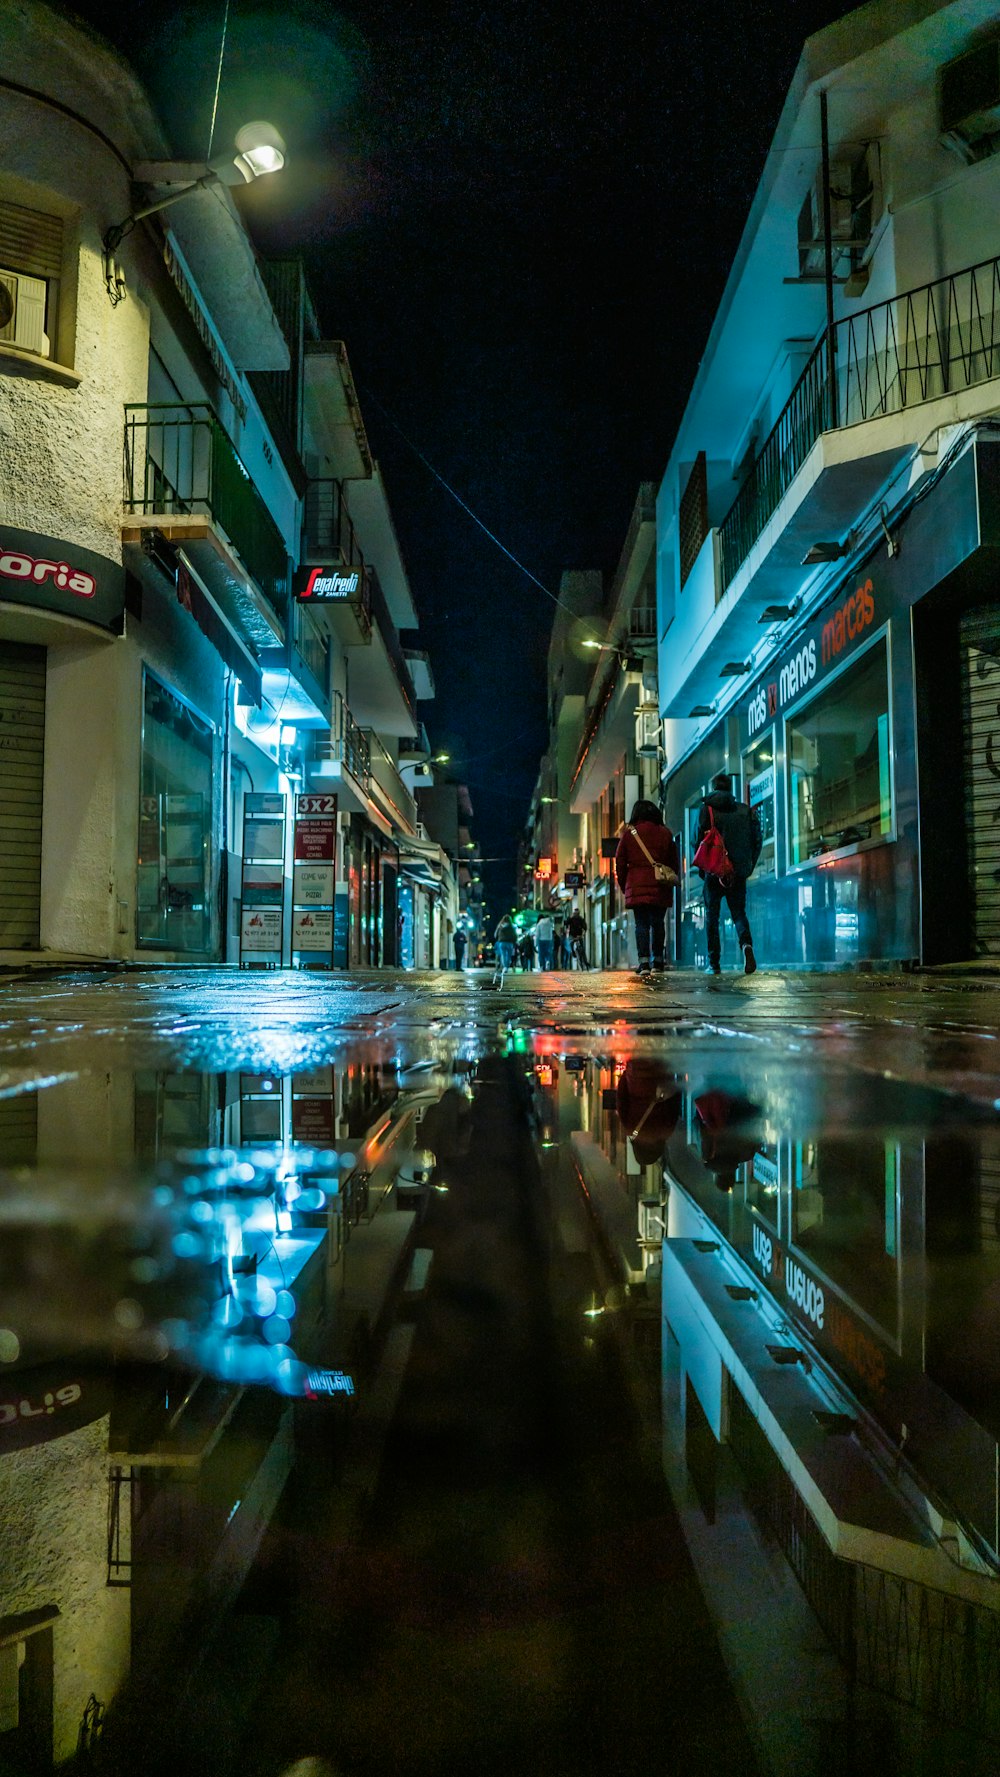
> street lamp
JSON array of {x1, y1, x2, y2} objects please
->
[{"x1": 103, "y1": 121, "x2": 287, "y2": 303}]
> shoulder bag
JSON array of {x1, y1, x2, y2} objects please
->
[
  {"x1": 627, "y1": 825, "x2": 679, "y2": 887},
  {"x1": 692, "y1": 807, "x2": 734, "y2": 882}
]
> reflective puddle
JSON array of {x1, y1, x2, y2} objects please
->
[{"x1": 2, "y1": 1027, "x2": 999, "y2": 1775}]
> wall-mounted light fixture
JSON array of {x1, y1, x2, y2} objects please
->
[
  {"x1": 801, "y1": 531, "x2": 853, "y2": 566},
  {"x1": 688, "y1": 704, "x2": 714, "y2": 718},
  {"x1": 102, "y1": 121, "x2": 286, "y2": 305},
  {"x1": 719, "y1": 660, "x2": 750, "y2": 677},
  {"x1": 758, "y1": 603, "x2": 797, "y2": 624}
]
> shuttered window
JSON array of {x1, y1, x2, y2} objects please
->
[
  {"x1": 0, "y1": 201, "x2": 63, "y2": 279},
  {"x1": 0, "y1": 202, "x2": 63, "y2": 359}
]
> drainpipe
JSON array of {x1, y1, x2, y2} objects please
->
[{"x1": 820, "y1": 88, "x2": 839, "y2": 430}]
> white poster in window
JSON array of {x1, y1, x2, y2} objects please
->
[
  {"x1": 293, "y1": 908, "x2": 334, "y2": 952},
  {"x1": 294, "y1": 863, "x2": 335, "y2": 906},
  {"x1": 241, "y1": 906, "x2": 282, "y2": 952},
  {"x1": 244, "y1": 820, "x2": 284, "y2": 861}
]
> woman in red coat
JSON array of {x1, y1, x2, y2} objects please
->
[{"x1": 614, "y1": 799, "x2": 680, "y2": 978}]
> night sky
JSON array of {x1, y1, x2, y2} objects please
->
[{"x1": 76, "y1": 0, "x2": 849, "y2": 910}]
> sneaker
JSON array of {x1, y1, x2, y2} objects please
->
[
  {"x1": 703, "y1": 960, "x2": 721, "y2": 976},
  {"x1": 743, "y1": 946, "x2": 757, "y2": 976},
  {"x1": 634, "y1": 962, "x2": 651, "y2": 979}
]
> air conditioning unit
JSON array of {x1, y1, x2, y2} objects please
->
[
  {"x1": 635, "y1": 708, "x2": 661, "y2": 758},
  {"x1": 797, "y1": 147, "x2": 881, "y2": 281},
  {"x1": 0, "y1": 268, "x2": 49, "y2": 356},
  {"x1": 940, "y1": 38, "x2": 1000, "y2": 163}
]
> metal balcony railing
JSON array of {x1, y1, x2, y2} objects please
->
[
  {"x1": 292, "y1": 600, "x2": 330, "y2": 698},
  {"x1": 303, "y1": 478, "x2": 367, "y2": 575},
  {"x1": 366, "y1": 730, "x2": 418, "y2": 833},
  {"x1": 368, "y1": 566, "x2": 418, "y2": 723},
  {"x1": 311, "y1": 690, "x2": 371, "y2": 786},
  {"x1": 718, "y1": 254, "x2": 1000, "y2": 592},
  {"x1": 123, "y1": 404, "x2": 290, "y2": 621}
]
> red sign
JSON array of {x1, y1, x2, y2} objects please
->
[
  {"x1": 297, "y1": 566, "x2": 363, "y2": 601},
  {"x1": 292, "y1": 1096, "x2": 336, "y2": 1144},
  {"x1": 294, "y1": 820, "x2": 335, "y2": 861},
  {"x1": 537, "y1": 857, "x2": 553, "y2": 879}
]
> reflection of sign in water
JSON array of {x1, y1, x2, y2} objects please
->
[
  {"x1": 304, "y1": 1369, "x2": 355, "y2": 1396},
  {"x1": 0, "y1": 1370, "x2": 109, "y2": 1451},
  {"x1": 752, "y1": 1150, "x2": 778, "y2": 1188},
  {"x1": 241, "y1": 907, "x2": 282, "y2": 952},
  {"x1": 292, "y1": 1096, "x2": 335, "y2": 1143}
]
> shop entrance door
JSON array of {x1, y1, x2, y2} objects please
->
[
  {"x1": 961, "y1": 605, "x2": 1000, "y2": 958},
  {"x1": 0, "y1": 642, "x2": 45, "y2": 948}
]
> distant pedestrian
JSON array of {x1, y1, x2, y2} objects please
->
[
  {"x1": 552, "y1": 917, "x2": 568, "y2": 968},
  {"x1": 566, "y1": 908, "x2": 589, "y2": 969},
  {"x1": 494, "y1": 914, "x2": 517, "y2": 972},
  {"x1": 518, "y1": 930, "x2": 536, "y2": 971},
  {"x1": 453, "y1": 928, "x2": 467, "y2": 970},
  {"x1": 695, "y1": 772, "x2": 762, "y2": 975},
  {"x1": 614, "y1": 800, "x2": 679, "y2": 978},
  {"x1": 534, "y1": 913, "x2": 554, "y2": 971}
]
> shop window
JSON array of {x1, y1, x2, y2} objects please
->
[
  {"x1": 137, "y1": 672, "x2": 216, "y2": 954},
  {"x1": 786, "y1": 639, "x2": 892, "y2": 867},
  {"x1": 742, "y1": 731, "x2": 777, "y2": 878},
  {"x1": 0, "y1": 201, "x2": 63, "y2": 360}
]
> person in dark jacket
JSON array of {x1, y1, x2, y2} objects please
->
[
  {"x1": 696, "y1": 771, "x2": 762, "y2": 975},
  {"x1": 614, "y1": 799, "x2": 679, "y2": 978}
]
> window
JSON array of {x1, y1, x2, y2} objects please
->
[
  {"x1": 0, "y1": 201, "x2": 63, "y2": 360},
  {"x1": 742, "y1": 731, "x2": 776, "y2": 878},
  {"x1": 137, "y1": 672, "x2": 216, "y2": 954},
  {"x1": 786, "y1": 638, "x2": 892, "y2": 867}
]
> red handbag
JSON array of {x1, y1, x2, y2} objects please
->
[{"x1": 692, "y1": 808, "x2": 734, "y2": 882}]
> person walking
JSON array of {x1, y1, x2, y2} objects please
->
[
  {"x1": 453, "y1": 927, "x2": 467, "y2": 970},
  {"x1": 552, "y1": 916, "x2": 568, "y2": 969},
  {"x1": 614, "y1": 799, "x2": 679, "y2": 979},
  {"x1": 494, "y1": 913, "x2": 517, "y2": 973},
  {"x1": 534, "y1": 912, "x2": 554, "y2": 971},
  {"x1": 696, "y1": 771, "x2": 762, "y2": 975},
  {"x1": 518, "y1": 930, "x2": 536, "y2": 972},
  {"x1": 566, "y1": 907, "x2": 589, "y2": 969}
]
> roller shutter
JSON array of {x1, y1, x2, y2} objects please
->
[
  {"x1": 0, "y1": 643, "x2": 45, "y2": 948},
  {"x1": 961, "y1": 605, "x2": 1000, "y2": 958}
]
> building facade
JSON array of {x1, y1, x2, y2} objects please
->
[
  {"x1": 656, "y1": 0, "x2": 1000, "y2": 969},
  {"x1": 0, "y1": 0, "x2": 444, "y2": 970}
]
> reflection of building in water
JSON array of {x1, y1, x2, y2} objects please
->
[
  {"x1": 661, "y1": 1087, "x2": 1000, "y2": 1750},
  {"x1": 0, "y1": 1060, "x2": 447, "y2": 1763}
]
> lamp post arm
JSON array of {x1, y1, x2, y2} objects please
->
[{"x1": 103, "y1": 170, "x2": 219, "y2": 259}]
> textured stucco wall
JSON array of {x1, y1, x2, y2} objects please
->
[{"x1": 0, "y1": 1414, "x2": 130, "y2": 1764}]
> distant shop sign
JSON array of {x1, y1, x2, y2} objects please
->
[
  {"x1": 296, "y1": 565, "x2": 363, "y2": 601},
  {"x1": 564, "y1": 870, "x2": 585, "y2": 888}
]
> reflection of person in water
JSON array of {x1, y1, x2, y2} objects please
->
[
  {"x1": 694, "y1": 1089, "x2": 762, "y2": 1191},
  {"x1": 419, "y1": 1087, "x2": 473, "y2": 1164},
  {"x1": 617, "y1": 1058, "x2": 681, "y2": 1166}
]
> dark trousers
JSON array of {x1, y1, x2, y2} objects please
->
[
  {"x1": 633, "y1": 905, "x2": 667, "y2": 966},
  {"x1": 704, "y1": 874, "x2": 752, "y2": 962}
]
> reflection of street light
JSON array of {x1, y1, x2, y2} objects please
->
[
  {"x1": 103, "y1": 122, "x2": 287, "y2": 302},
  {"x1": 431, "y1": 752, "x2": 451, "y2": 763}
]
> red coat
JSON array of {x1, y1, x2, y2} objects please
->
[{"x1": 614, "y1": 820, "x2": 679, "y2": 907}]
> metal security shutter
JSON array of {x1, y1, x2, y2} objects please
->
[
  {"x1": 0, "y1": 644, "x2": 46, "y2": 948},
  {"x1": 961, "y1": 606, "x2": 1000, "y2": 957}
]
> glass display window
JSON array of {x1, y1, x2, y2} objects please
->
[
  {"x1": 786, "y1": 636, "x2": 893, "y2": 868},
  {"x1": 137, "y1": 671, "x2": 216, "y2": 954},
  {"x1": 741, "y1": 731, "x2": 776, "y2": 878},
  {"x1": 683, "y1": 795, "x2": 705, "y2": 908}
]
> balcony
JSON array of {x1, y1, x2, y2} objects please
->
[
  {"x1": 345, "y1": 567, "x2": 419, "y2": 739},
  {"x1": 302, "y1": 478, "x2": 372, "y2": 642},
  {"x1": 258, "y1": 599, "x2": 332, "y2": 727},
  {"x1": 721, "y1": 255, "x2": 1000, "y2": 591},
  {"x1": 366, "y1": 731, "x2": 418, "y2": 836},
  {"x1": 307, "y1": 690, "x2": 372, "y2": 808},
  {"x1": 662, "y1": 255, "x2": 1000, "y2": 718},
  {"x1": 122, "y1": 404, "x2": 290, "y2": 648}
]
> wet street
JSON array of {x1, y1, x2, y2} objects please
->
[{"x1": 3, "y1": 963, "x2": 1000, "y2": 1777}]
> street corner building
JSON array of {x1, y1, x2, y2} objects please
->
[
  {"x1": 529, "y1": 0, "x2": 1000, "y2": 974},
  {"x1": 653, "y1": 0, "x2": 1000, "y2": 971},
  {"x1": 0, "y1": 0, "x2": 456, "y2": 970}
]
